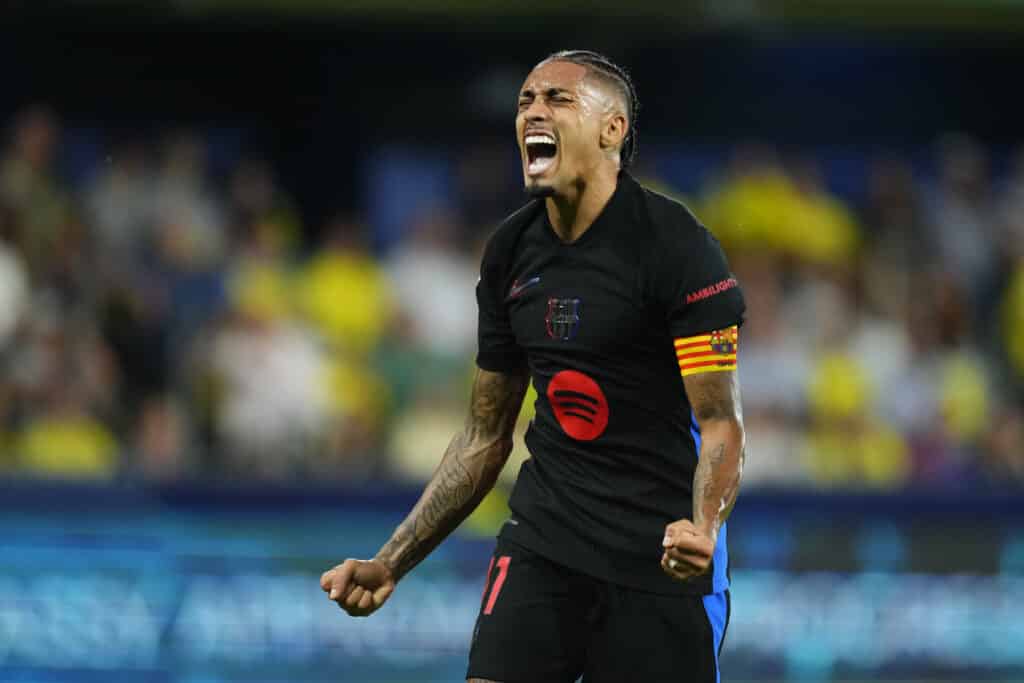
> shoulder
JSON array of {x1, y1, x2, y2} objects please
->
[
  {"x1": 637, "y1": 182, "x2": 707, "y2": 239},
  {"x1": 630, "y1": 178, "x2": 721, "y2": 266},
  {"x1": 480, "y1": 199, "x2": 544, "y2": 271}
]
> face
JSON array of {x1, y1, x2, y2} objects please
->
[{"x1": 516, "y1": 60, "x2": 626, "y2": 198}]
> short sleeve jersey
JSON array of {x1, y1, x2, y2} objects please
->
[{"x1": 476, "y1": 172, "x2": 746, "y2": 596}]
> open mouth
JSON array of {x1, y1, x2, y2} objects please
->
[{"x1": 525, "y1": 133, "x2": 557, "y2": 176}]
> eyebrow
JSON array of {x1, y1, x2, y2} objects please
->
[{"x1": 520, "y1": 87, "x2": 572, "y2": 98}]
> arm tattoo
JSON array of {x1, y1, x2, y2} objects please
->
[
  {"x1": 465, "y1": 366, "x2": 526, "y2": 443},
  {"x1": 376, "y1": 368, "x2": 529, "y2": 580},
  {"x1": 685, "y1": 371, "x2": 742, "y2": 422},
  {"x1": 683, "y1": 371, "x2": 745, "y2": 537},
  {"x1": 411, "y1": 440, "x2": 475, "y2": 537},
  {"x1": 708, "y1": 442, "x2": 727, "y2": 466}
]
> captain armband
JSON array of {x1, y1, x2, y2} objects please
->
[{"x1": 673, "y1": 325, "x2": 738, "y2": 377}]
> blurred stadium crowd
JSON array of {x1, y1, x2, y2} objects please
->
[{"x1": 0, "y1": 104, "x2": 1022, "y2": 491}]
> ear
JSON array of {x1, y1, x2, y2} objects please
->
[{"x1": 600, "y1": 112, "x2": 628, "y2": 155}]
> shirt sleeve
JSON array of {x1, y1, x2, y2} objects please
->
[
  {"x1": 476, "y1": 238, "x2": 527, "y2": 372},
  {"x1": 662, "y1": 225, "x2": 746, "y2": 340}
]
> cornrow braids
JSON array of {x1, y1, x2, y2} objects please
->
[{"x1": 543, "y1": 49, "x2": 640, "y2": 169}]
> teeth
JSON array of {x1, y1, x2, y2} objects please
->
[{"x1": 525, "y1": 134, "x2": 556, "y2": 145}]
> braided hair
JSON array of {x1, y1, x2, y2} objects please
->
[{"x1": 542, "y1": 50, "x2": 640, "y2": 169}]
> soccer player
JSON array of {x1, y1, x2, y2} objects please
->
[{"x1": 320, "y1": 50, "x2": 746, "y2": 682}]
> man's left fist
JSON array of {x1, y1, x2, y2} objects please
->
[{"x1": 660, "y1": 519, "x2": 715, "y2": 581}]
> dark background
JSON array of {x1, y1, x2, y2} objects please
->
[{"x1": 4, "y1": 5, "x2": 1022, "y2": 231}]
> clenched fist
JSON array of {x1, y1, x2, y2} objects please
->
[
  {"x1": 660, "y1": 519, "x2": 715, "y2": 582},
  {"x1": 320, "y1": 558, "x2": 396, "y2": 617}
]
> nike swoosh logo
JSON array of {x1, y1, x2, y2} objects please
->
[{"x1": 506, "y1": 276, "x2": 541, "y2": 300}]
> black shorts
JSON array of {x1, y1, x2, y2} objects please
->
[{"x1": 466, "y1": 538, "x2": 730, "y2": 683}]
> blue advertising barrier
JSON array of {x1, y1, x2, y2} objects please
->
[{"x1": 1, "y1": 479, "x2": 1022, "y2": 683}]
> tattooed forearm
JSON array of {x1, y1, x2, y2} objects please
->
[
  {"x1": 376, "y1": 436, "x2": 478, "y2": 579},
  {"x1": 413, "y1": 441, "x2": 476, "y2": 536},
  {"x1": 691, "y1": 440, "x2": 743, "y2": 535},
  {"x1": 374, "y1": 368, "x2": 529, "y2": 581},
  {"x1": 683, "y1": 371, "x2": 745, "y2": 539},
  {"x1": 375, "y1": 524, "x2": 416, "y2": 578}
]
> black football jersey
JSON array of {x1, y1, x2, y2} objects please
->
[{"x1": 476, "y1": 172, "x2": 746, "y2": 596}]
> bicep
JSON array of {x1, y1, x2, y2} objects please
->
[
  {"x1": 682, "y1": 370, "x2": 742, "y2": 424},
  {"x1": 466, "y1": 366, "x2": 530, "y2": 441}
]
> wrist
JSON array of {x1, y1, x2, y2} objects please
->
[
  {"x1": 693, "y1": 519, "x2": 719, "y2": 542},
  {"x1": 371, "y1": 555, "x2": 399, "y2": 583}
]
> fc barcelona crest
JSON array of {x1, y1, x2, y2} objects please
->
[
  {"x1": 545, "y1": 297, "x2": 582, "y2": 341},
  {"x1": 709, "y1": 327, "x2": 737, "y2": 355}
]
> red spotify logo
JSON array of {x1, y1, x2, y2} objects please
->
[{"x1": 546, "y1": 370, "x2": 609, "y2": 441}]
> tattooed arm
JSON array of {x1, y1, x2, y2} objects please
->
[
  {"x1": 321, "y1": 367, "x2": 530, "y2": 616},
  {"x1": 661, "y1": 370, "x2": 745, "y2": 581},
  {"x1": 686, "y1": 370, "x2": 745, "y2": 537},
  {"x1": 375, "y1": 367, "x2": 529, "y2": 579}
]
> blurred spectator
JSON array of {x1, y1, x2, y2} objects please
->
[
  {"x1": 862, "y1": 156, "x2": 928, "y2": 266},
  {"x1": 294, "y1": 215, "x2": 395, "y2": 356},
  {"x1": 786, "y1": 159, "x2": 861, "y2": 266},
  {"x1": 228, "y1": 159, "x2": 302, "y2": 253},
  {"x1": 389, "y1": 390, "x2": 464, "y2": 483},
  {"x1": 981, "y1": 407, "x2": 1024, "y2": 487},
  {"x1": 0, "y1": 102, "x2": 1018, "y2": 492},
  {"x1": 701, "y1": 148, "x2": 859, "y2": 266},
  {"x1": 803, "y1": 353, "x2": 909, "y2": 489},
  {"x1": 12, "y1": 386, "x2": 118, "y2": 480},
  {"x1": 998, "y1": 147, "x2": 1024, "y2": 261},
  {"x1": 701, "y1": 146, "x2": 793, "y2": 255},
  {"x1": 317, "y1": 352, "x2": 391, "y2": 480},
  {"x1": 0, "y1": 205, "x2": 28, "y2": 351},
  {"x1": 84, "y1": 140, "x2": 154, "y2": 264},
  {"x1": 731, "y1": 255, "x2": 810, "y2": 487},
  {"x1": 925, "y1": 134, "x2": 999, "y2": 308},
  {"x1": 8, "y1": 311, "x2": 121, "y2": 481},
  {"x1": 386, "y1": 205, "x2": 478, "y2": 358},
  {"x1": 152, "y1": 132, "x2": 226, "y2": 269},
  {"x1": 8, "y1": 304, "x2": 120, "y2": 422},
  {"x1": 43, "y1": 212, "x2": 98, "y2": 313},
  {"x1": 1001, "y1": 265, "x2": 1024, "y2": 382},
  {"x1": 99, "y1": 284, "x2": 172, "y2": 412},
  {"x1": 147, "y1": 212, "x2": 227, "y2": 341},
  {"x1": 203, "y1": 265, "x2": 332, "y2": 479},
  {"x1": 0, "y1": 105, "x2": 70, "y2": 275}
]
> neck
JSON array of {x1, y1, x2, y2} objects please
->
[{"x1": 545, "y1": 164, "x2": 620, "y2": 243}]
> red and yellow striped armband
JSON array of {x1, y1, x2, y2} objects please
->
[{"x1": 674, "y1": 325, "x2": 739, "y2": 377}]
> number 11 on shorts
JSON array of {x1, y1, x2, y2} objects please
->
[{"x1": 481, "y1": 556, "x2": 511, "y2": 615}]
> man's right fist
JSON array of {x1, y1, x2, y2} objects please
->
[{"x1": 320, "y1": 558, "x2": 396, "y2": 617}]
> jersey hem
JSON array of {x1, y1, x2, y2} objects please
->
[{"x1": 498, "y1": 524, "x2": 723, "y2": 597}]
